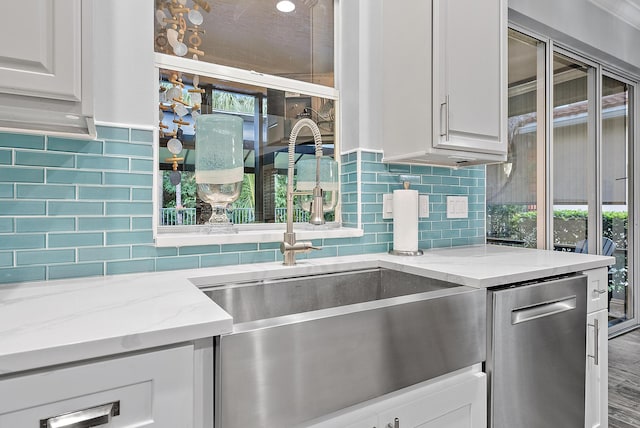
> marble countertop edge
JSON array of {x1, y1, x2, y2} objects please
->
[{"x1": 0, "y1": 245, "x2": 615, "y2": 376}]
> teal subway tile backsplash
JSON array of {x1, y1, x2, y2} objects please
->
[
  {"x1": 15, "y1": 151, "x2": 74, "y2": 168},
  {"x1": 0, "y1": 167, "x2": 44, "y2": 183},
  {"x1": 17, "y1": 184, "x2": 75, "y2": 200},
  {"x1": 130, "y1": 129, "x2": 154, "y2": 143},
  {"x1": 106, "y1": 202, "x2": 152, "y2": 216},
  {"x1": 107, "y1": 259, "x2": 155, "y2": 275},
  {"x1": 360, "y1": 151, "x2": 381, "y2": 162},
  {"x1": 106, "y1": 231, "x2": 153, "y2": 245},
  {"x1": 104, "y1": 172, "x2": 153, "y2": 187},
  {"x1": 0, "y1": 252, "x2": 12, "y2": 267},
  {"x1": 0, "y1": 201, "x2": 46, "y2": 216},
  {"x1": 48, "y1": 201, "x2": 103, "y2": 216},
  {"x1": 0, "y1": 266, "x2": 45, "y2": 284},
  {"x1": 0, "y1": 127, "x2": 486, "y2": 283},
  {"x1": 16, "y1": 249, "x2": 75, "y2": 266},
  {"x1": 0, "y1": 150, "x2": 10, "y2": 164},
  {"x1": 78, "y1": 186, "x2": 130, "y2": 201},
  {"x1": 132, "y1": 188, "x2": 152, "y2": 201},
  {"x1": 156, "y1": 255, "x2": 199, "y2": 271},
  {"x1": 201, "y1": 253, "x2": 239, "y2": 267},
  {"x1": 96, "y1": 125, "x2": 129, "y2": 141},
  {"x1": 0, "y1": 234, "x2": 45, "y2": 250},
  {"x1": 48, "y1": 137, "x2": 103, "y2": 154},
  {"x1": 0, "y1": 133, "x2": 44, "y2": 149},
  {"x1": 222, "y1": 243, "x2": 258, "y2": 253},
  {"x1": 79, "y1": 246, "x2": 130, "y2": 262},
  {"x1": 78, "y1": 217, "x2": 130, "y2": 231},
  {"x1": 16, "y1": 217, "x2": 75, "y2": 233},
  {"x1": 239, "y1": 250, "x2": 277, "y2": 264},
  {"x1": 49, "y1": 232, "x2": 104, "y2": 248},
  {"x1": 131, "y1": 159, "x2": 154, "y2": 171},
  {"x1": 0, "y1": 218, "x2": 13, "y2": 233},
  {"x1": 47, "y1": 169, "x2": 102, "y2": 185},
  {"x1": 105, "y1": 141, "x2": 153, "y2": 158},
  {"x1": 49, "y1": 263, "x2": 104, "y2": 280},
  {"x1": 132, "y1": 217, "x2": 152, "y2": 230},
  {"x1": 77, "y1": 155, "x2": 128, "y2": 170},
  {"x1": 0, "y1": 184, "x2": 13, "y2": 198},
  {"x1": 132, "y1": 245, "x2": 177, "y2": 258}
]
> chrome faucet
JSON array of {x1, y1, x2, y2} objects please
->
[{"x1": 280, "y1": 118, "x2": 324, "y2": 265}]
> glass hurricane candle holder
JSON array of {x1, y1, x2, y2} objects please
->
[
  {"x1": 195, "y1": 114, "x2": 244, "y2": 229},
  {"x1": 296, "y1": 156, "x2": 339, "y2": 215}
]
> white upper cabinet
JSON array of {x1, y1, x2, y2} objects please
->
[
  {"x1": 382, "y1": 0, "x2": 507, "y2": 167},
  {"x1": 0, "y1": 0, "x2": 81, "y2": 101},
  {"x1": 0, "y1": 0, "x2": 94, "y2": 137}
]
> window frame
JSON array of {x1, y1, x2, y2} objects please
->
[{"x1": 152, "y1": 5, "x2": 361, "y2": 247}]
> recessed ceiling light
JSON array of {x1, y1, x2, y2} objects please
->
[{"x1": 276, "y1": 0, "x2": 295, "y2": 13}]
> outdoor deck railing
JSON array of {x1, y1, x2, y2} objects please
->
[{"x1": 160, "y1": 207, "x2": 309, "y2": 225}]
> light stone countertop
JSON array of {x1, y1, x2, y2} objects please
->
[{"x1": 0, "y1": 244, "x2": 613, "y2": 376}]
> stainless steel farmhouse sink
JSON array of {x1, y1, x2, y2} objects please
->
[{"x1": 202, "y1": 268, "x2": 487, "y2": 428}]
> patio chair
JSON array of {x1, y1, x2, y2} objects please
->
[{"x1": 574, "y1": 237, "x2": 616, "y2": 256}]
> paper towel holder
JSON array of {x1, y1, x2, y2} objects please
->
[{"x1": 389, "y1": 181, "x2": 424, "y2": 256}]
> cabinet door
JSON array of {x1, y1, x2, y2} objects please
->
[
  {"x1": 0, "y1": 0, "x2": 82, "y2": 101},
  {"x1": 378, "y1": 373, "x2": 486, "y2": 428},
  {"x1": 433, "y1": 0, "x2": 506, "y2": 155},
  {"x1": 381, "y1": 0, "x2": 433, "y2": 159},
  {"x1": 585, "y1": 309, "x2": 608, "y2": 428}
]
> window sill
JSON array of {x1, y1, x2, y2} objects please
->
[{"x1": 154, "y1": 223, "x2": 364, "y2": 247}]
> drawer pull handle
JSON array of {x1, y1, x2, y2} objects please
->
[
  {"x1": 588, "y1": 318, "x2": 600, "y2": 366},
  {"x1": 40, "y1": 400, "x2": 120, "y2": 428},
  {"x1": 593, "y1": 288, "x2": 608, "y2": 296}
]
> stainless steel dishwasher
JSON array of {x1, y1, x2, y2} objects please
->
[{"x1": 486, "y1": 274, "x2": 587, "y2": 428}]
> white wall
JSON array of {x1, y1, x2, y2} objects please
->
[
  {"x1": 93, "y1": 0, "x2": 156, "y2": 128},
  {"x1": 339, "y1": 0, "x2": 383, "y2": 152},
  {"x1": 510, "y1": 0, "x2": 640, "y2": 76}
]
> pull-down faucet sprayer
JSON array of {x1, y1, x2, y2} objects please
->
[{"x1": 280, "y1": 118, "x2": 324, "y2": 265}]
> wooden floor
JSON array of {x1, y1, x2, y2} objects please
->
[{"x1": 609, "y1": 328, "x2": 640, "y2": 427}]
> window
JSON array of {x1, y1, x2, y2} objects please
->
[{"x1": 153, "y1": 0, "x2": 339, "y2": 236}]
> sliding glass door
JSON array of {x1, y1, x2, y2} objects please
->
[
  {"x1": 486, "y1": 29, "x2": 545, "y2": 248},
  {"x1": 601, "y1": 74, "x2": 632, "y2": 329},
  {"x1": 552, "y1": 52, "x2": 595, "y2": 253},
  {"x1": 488, "y1": 27, "x2": 637, "y2": 334}
]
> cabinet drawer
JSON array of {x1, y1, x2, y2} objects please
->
[{"x1": 0, "y1": 345, "x2": 194, "y2": 427}]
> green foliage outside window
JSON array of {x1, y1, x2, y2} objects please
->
[{"x1": 487, "y1": 205, "x2": 628, "y2": 292}]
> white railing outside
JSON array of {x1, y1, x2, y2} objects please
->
[
  {"x1": 161, "y1": 207, "x2": 310, "y2": 225},
  {"x1": 161, "y1": 208, "x2": 197, "y2": 225}
]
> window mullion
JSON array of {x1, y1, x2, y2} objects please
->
[
  {"x1": 592, "y1": 66, "x2": 603, "y2": 254},
  {"x1": 544, "y1": 40, "x2": 554, "y2": 250}
]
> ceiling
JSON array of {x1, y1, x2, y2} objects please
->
[{"x1": 156, "y1": 0, "x2": 334, "y2": 83}]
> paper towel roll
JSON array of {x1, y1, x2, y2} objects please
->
[{"x1": 393, "y1": 189, "x2": 419, "y2": 252}]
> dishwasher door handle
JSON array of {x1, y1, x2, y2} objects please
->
[{"x1": 511, "y1": 296, "x2": 577, "y2": 324}]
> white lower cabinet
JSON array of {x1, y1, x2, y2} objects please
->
[
  {"x1": 583, "y1": 268, "x2": 609, "y2": 428},
  {"x1": 0, "y1": 345, "x2": 194, "y2": 427},
  {"x1": 377, "y1": 372, "x2": 486, "y2": 428},
  {"x1": 585, "y1": 309, "x2": 608, "y2": 428},
  {"x1": 305, "y1": 369, "x2": 486, "y2": 428}
]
